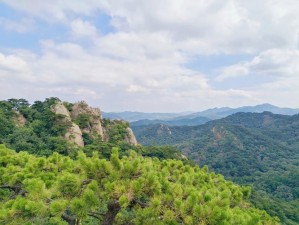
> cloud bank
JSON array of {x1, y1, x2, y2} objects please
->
[{"x1": 0, "y1": 0, "x2": 299, "y2": 111}]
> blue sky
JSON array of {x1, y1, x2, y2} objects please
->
[{"x1": 1, "y1": 0, "x2": 299, "y2": 112}]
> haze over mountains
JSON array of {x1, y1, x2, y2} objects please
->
[{"x1": 104, "y1": 104, "x2": 299, "y2": 127}]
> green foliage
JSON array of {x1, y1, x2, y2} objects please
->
[
  {"x1": 75, "y1": 114, "x2": 92, "y2": 130},
  {"x1": 0, "y1": 98, "x2": 291, "y2": 223},
  {"x1": 103, "y1": 119, "x2": 130, "y2": 144},
  {"x1": 0, "y1": 145, "x2": 278, "y2": 225},
  {"x1": 7, "y1": 98, "x2": 29, "y2": 110},
  {"x1": 0, "y1": 98, "x2": 145, "y2": 159},
  {"x1": 0, "y1": 98, "x2": 74, "y2": 156},
  {"x1": 133, "y1": 112, "x2": 299, "y2": 224}
]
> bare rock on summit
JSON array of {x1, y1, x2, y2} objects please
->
[
  {"x1": 52, "y1": 101, "x2": 84, "y2": 147},
  {"x1": 71, "y1": 101, "x2": 104, "y2": 139},
  {"x1": 52, "y1": 101, "x2": 71, "y2": 119},
  {"x1": 51, "y1": 100, "x2": 137, "y2": 148}
]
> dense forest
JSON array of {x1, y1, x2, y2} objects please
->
[
  {"x1": 0, "y1": 145, "x2": 279, "y2": 225},
  {"x1": 0, "y1": 98, "x2": 284, "y2": 224},
  {"x1": 132, "y1": 112, "x2": 299, "y2": 225}
]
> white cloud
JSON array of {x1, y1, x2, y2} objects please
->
[
  {"x1": 99, "y1": 0, "x2": 299, "y2": 54},
  {"x1": 216, "y1": 64, "x2": 249, "y2": 82},
  {"x1": 1, "y1": 0, "x2": 103, "y2": 22},
  {"x1": 1, "y1": 1, "x2": 299, "y2": 111},
  {"x1": 0, "y1": 52, "x2": 36, "y2": 81},
  {"x1": 3, "y1": 0, "x2": 299, "y2": 54},
  {"x1": 217, "y1": 49, "x2": 299, "y2": 81},
  {"x1": 126, "y1": 85, "x2": 148, "y2": 93},
  {"x1": 70, "y1": 19, "x2": 98, "y2": 38},
  {"x1": 215, "y1": 49, "x2": 299, "y2": 107},
  {"x1": 0, "y1": 53, "x2": 28, "y2": 72},
  {"x1": 1, "y1": 38, "x2": 250, "y2": 111}
]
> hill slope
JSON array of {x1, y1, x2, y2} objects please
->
[
  {"x1": 0, "y1": 144, "x2": 278, "y2": 225},
  {"x1": 0, "y1": 98, "x2": 140, "y2": 157},
  {"x1": 130, "y1": 116, "x2": 211, "y2": 127},
  {"x1": 132, "y1": 112, "x2": 299, "y2": 225}
]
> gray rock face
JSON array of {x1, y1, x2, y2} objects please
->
[
  {"x1": 51, "y1": 100, "x2": 137, "y2": 147},
  {"x1": 65, "y1": 123, "x2": 84, "y2": 147},
  {"x1": 71, "y1": 101, "x2": 104, "y2": 139},
  {"x1": 51, "y1": 102, "x2": 84, "y2": 147},
  {"x1": 52, "y1": 102, "x2": 71, "y2": 118},
  {"x1": 125, "y1": 127, "x2": 138, "y2": 146}
]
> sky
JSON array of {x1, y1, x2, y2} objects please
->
[{"x1": 0, "y1": 0, "x2": 299, "y2": 112}]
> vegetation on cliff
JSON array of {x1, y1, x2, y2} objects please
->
[{"x1": 0, "y1": 98, "x2": 135, "y2": 157}]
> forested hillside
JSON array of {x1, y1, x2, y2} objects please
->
[
  {"x1": 0, "y1": 98, "x2": 281, "y2": 224},
  {"x1": 0, "y1": 145, "x2": 279, "y2": 225},
  {"x1": 130, "y1": 116, "x2": 211, "y2": 127},
  {"x1": 133, "y1": 112, "x2": 299, "y2": 225},
  {"x1": 0, "y1": 98, "x2": 191, "y2": 163}
]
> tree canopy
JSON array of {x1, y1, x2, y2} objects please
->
[{"x1": 0, "y1": 145, "x2": 278, "y2": 225}]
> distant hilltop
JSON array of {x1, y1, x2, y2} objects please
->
[{"x1": 104, "y1": 103, "x2": 299, "y2": 127}]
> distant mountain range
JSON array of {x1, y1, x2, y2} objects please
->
[
  {"x1": 103, "y1": 104, "x2": 299, "y2": 127},
  {"x1": 180, "y1": 103, "x2": 299, "y2": 120},
  {"x1": 102, "y1": 111, "x2": 191, "y2": 121}
]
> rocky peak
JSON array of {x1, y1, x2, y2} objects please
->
[
  {"x1": 71, "y1": 101, "x2": 104, "y2": 139},
  {"x1": 51, "y1": 100, "x2": 137, "y2": 147},
  {"x1": 51, "y1": 101, "x2": 71, "y2": 119},
  {"x1": 51, "y1": 101, "x2": 84, "y2": 147}
]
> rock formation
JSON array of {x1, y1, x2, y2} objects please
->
[
  {"x1": 51, "y1": 102, "x2": 84, "y2": 147},
  {"x1": 51, "y1": 100, "x2": 137, "y2": 147},
  {"x1": 65, "y1": 123, "x2": 84, "y2": 147},
  {"x1": 125, "y1": 127, "x2": 138, "y2": 146},
  {"x1": 52, "y1": 102, "x2": 71, "y2": 118},
  {"x1": 70, "y1": 101, "x2": 104, "y2": 139}
]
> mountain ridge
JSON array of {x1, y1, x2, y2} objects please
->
[{"x1": 104, "y1": 104, "x2": 299, "y2": 127}]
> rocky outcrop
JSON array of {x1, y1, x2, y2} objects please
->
[
  {"x1": 65, "y1": 123, "x2": 84, "y2": 147},
  {"x1": 71, "y1": 101, "x2": 104, "y2": 139},
  {"x1": 52, "y1": 102, "x2": 71, "y2": 118},
  {"x1": 51, "y1": 100, "x2": 137, "y2": 147},
  {"x1": 51, "y1": 102, "x2": 84, "y2": 147},
  {"x1": 157, "y1": 124, "x2": 172, "y2": 135},
  {"x1": 125, "y1": 127, "x2": 138, "y2": 146}
]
